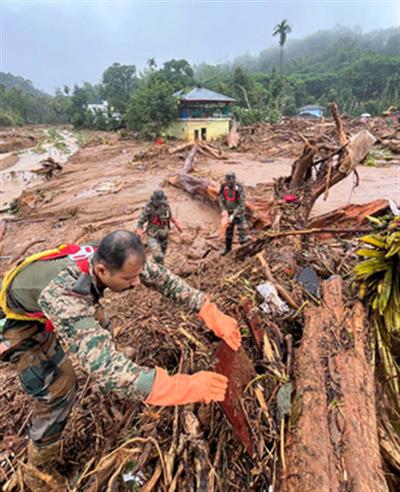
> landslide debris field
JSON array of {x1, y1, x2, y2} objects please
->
[{"x1": 1, "y1": 111, "x2": 399, "y2": 492}]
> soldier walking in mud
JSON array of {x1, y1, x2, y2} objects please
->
[
  {"x1": 135, "y1": 190, "x2": 182, "y2": 265},
  {"x1": 0, "y1": 230, "x2": 240, "y2": 491},
  {"x1": 219, "y1": 172, "x2": 248, "y2": 255}
]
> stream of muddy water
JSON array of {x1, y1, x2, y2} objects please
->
[{"x1": 0, "y1": 129, "x2": 78, "y2": 211}]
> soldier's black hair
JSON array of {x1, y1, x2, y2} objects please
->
[{"x1": 94, "y1": 230, "x2": 145, "y2": 270}]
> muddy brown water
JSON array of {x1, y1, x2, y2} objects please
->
[{"x1": 0, "y1": 130, "x2": 78, "y2": 211}]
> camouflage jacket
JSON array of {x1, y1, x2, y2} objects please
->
[
  {"x1": 37, "y1": 258, "x2": 206, "y2": 401},
  {"x1": 137, "y1": 201, "x2": 172, "y2": 237},
  {"x1": 218, "y1": 183, "x2": 246, "y2": 215}
]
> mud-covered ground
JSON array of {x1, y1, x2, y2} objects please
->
[
  {"x1": 1, "y1": 119, "x2": 399, "y2": 260},
  {"x1": 0, "y1": 117, "x2": 399, "y2": 491}
]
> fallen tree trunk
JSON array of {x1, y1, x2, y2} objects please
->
[
  {"x1": 168, "y1": 141, "x2": 194, "y2": 155},
  {"x1": 165, "y1": 173, "x2": 275, "y2": 228},
  {"x1": 308, "y1": 199, "x2": 389, "y2": 233},
  {"x1": 199, "y1": 141, "x2": 228, "y2": 160},
  {"x1": 183, "y1": 144, "x2": 198, "y2": 173},
  {"x1": 166, "y1": 173, "x2": 218, "y2": 203},
  {"x1": 227, "y1": 122, "x2": 240, "y2": 149},
  {"x1": 282, "y1": 276, "x2": 388, "y2": 492}
]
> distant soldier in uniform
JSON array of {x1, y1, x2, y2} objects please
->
[
  {"x1": 0, "y1": 230, "x2": 240, "y2": 491},
  {"x1": 136, "y1": 190, "x2": 182, "y2": 265},
  {"x1": 218, "y1": 172, "x2": 248, "y2": 255}
]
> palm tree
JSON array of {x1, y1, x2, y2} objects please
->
[
  {"x1": 273, "y1": 19, "x2": 292, "y2": 71},
  {"x1": 147, "y1": 58, "x2": 157, "y2": 71}
]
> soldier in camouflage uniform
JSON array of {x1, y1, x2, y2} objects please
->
[
  {"x1": 136, "y1": 190, "x2": 182, "y2": 265},
  {"x1": 0, "y1": 230, "x2": 240, "y2": 490},
  {"x1": 218, "y1": 172, "x2": 248, "y2": 255}
]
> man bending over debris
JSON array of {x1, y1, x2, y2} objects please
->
[
  {"x1": 0, "y1": 230, "x2": 240, "y2": 490},
  {"x1": 135, "y1": 189, "x2": 182, "y2": 264},
  {"x1": 218, "y1": 172, "x2": 248, "y2": 255}
]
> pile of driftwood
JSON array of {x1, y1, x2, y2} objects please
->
[
  {"x1": 169, "y1": 140, "x2": 229, "y2": 168},
  {"x1": 221, "y1": 117, "x2": 340, "y2": 158},
  {"x1": 222, "y1": 113, "x2": 399, "y2": 163},
  {"x1": 347, "y1": 117, "x2": 400, "y2": 155}
]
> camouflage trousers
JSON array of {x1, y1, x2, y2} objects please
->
[
  {"x1": 1, "y1": 319, "x2": 77, "y2": 448},
  {"x1": 148, "y1": 235, "x2": 169, "y2": 265},
  {"x1": 226, "y1": 213, "x2": 247, "y2": 247}
]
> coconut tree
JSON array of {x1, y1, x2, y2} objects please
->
[
  {"x1": 147, "y1": 57, "x2": 157, "y2": 71},
  {"x1": 273, "y1": 19, "x2": 292, "y2": 70}
]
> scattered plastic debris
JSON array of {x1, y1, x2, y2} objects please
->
[{"x1": 256, "y1": 282, "x2": 290, "y2": 315}]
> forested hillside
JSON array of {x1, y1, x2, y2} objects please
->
[
  {"x1": 0, "y1": 72, "x2": 47, "y2": 96},
  {"x1": 195, "y1": 26, "x2": 398, "y2": 121},
  {"x1": 1, "y1": 26, "x2": 398, "y2": 130}
]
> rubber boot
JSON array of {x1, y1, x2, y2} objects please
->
[
  {"x1": 221, "y1": 235, "x2": 233, "y2": 256},
  {"x1": 23, "y1": 440, "x2": 68, "y2": 492}
]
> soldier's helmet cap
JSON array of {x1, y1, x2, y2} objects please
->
[
  {"x1": 151, "y1": 189, "x2": 166, "y2": 202},
  {"x1": 225, "y1": 172, "x2": 236, "y2": 181}
]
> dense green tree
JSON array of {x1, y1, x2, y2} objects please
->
[
  {"x1": 233, "y1": 66, "x2": 253, "y2": 108},
  {"x1": 232, "y1": 66, "x2": 267, "y2": 110},
  {"x1": 126, "y1": 75, "x2": 178, "y2": 138},
  {"x1": 101, "y1": 63, "x2": 138, "y2": 114},
  {"x1": 68, "y1": 84, "x2": 92, "y2": 128},
  {"x1": 81, "y1": 82, "x2": 102, "y2": 104},
  {"x1": 156, "y1": 59, "x2": 195, "y2": 91},
  {"x1": 50, "y1": 90, "x2": 71, "y2": 124}
]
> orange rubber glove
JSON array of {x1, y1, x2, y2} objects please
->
[
  {"x1": 219, "y1": 211, "x2": 229, "y2": 241},
  {"x1": 144, "y1": 368, "x2": 228, "y2": 405},
  {"x1": 171, "y1": 217, "x2": 183, "y2": 233},
  {"x1": 198, "y1": 300, "x2": 241, "y2": 351}
]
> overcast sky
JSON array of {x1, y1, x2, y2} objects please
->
[{"x1": 1, "y1": 0, "x2": 398, "y2": 93}]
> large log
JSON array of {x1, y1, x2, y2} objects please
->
[
  {"x1": 227, "y1": 124, "x2": 240, "y2": 149},
  {"x1": 308, "y1": 199, "x2": 389, "y2": 233},
  {"x1": 335, "y1": 303, "x2": 387, "y2": 492},
  {"x1": 282, "y1": 276, "x2": 388, "y2": 492},
  {"x1": 183, "y1": 144, "x2": 198, "y2": 173},
  {"x1": 165, "y1": 173, "x2": 275, "y2": 228}
]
